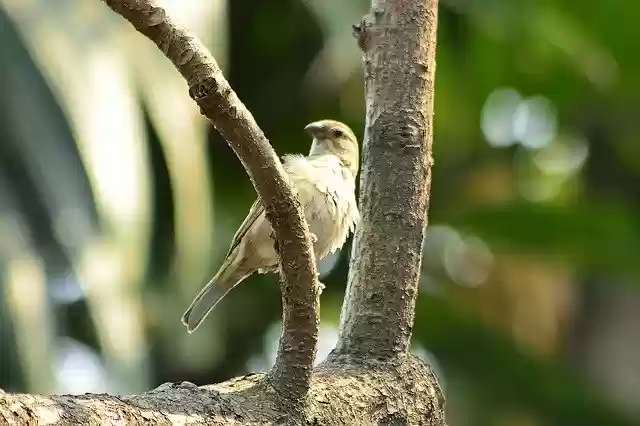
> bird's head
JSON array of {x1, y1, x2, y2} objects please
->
[{"x1": 304, "y1": 119, "x2": 359, "y2": 176}]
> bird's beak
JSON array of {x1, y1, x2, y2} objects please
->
[{"x1": 304, "y1": 122, "x2": 322, "y2": 137}]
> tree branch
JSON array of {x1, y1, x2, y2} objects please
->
[
  {"x1": 0, "y1": 1, "x2": 447, "y2": 423},
  {"x1": 333, "y1": 0, "x2": 439, "y2": 360},
  {"x1": 0, "y1": 358, "x2": 444, "y2": 425},
  {"x1": 98, "y1": 0, "x2": 319, "y2": 400}
]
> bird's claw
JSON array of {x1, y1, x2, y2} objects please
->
[
  {"x1": 309, "y1": 232, "x2": 318, "y2": 243},
  {"x1": 317, "y1": 280, "x2": 326, "y2": 294}
]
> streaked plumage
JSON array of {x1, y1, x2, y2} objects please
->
[{"x1": 182, "y1": 120, "x2": 360, "y2": 333}]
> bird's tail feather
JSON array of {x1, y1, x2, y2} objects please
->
[{"x1": 181, "y1": 260, "x2": 248, "y2": 333}]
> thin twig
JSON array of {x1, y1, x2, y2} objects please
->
[{"x1": 99, "y1": 0, "x2": 319, "y2": 401}]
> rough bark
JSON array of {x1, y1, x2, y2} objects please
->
[
  {"x1": 0, "y1": 358, "x2": 444, "y2": 425},
  {"x1": 335, "y1": 0, "x2": 438, "y2": 360},
  {"x1": 0, "y1": 0, "x2": 444, "y2": 424},
  {"x1": 99, "y1": 0, "x2": 319, "y2": 402}
]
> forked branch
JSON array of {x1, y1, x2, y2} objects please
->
[{"x1": 99, "y1": 0, "x2": 319, "y2": 401}]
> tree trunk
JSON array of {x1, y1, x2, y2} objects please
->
[{"x1": 336, "y1": 0, "x2": 438, "y2": 361}]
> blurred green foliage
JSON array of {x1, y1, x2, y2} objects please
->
[{"x1": 0, "y1": 1, "x2": 638, "y2": 425}]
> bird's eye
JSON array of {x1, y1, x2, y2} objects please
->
[{"x1": 332, "y1": 129, "x2": 344, "y2": 138}]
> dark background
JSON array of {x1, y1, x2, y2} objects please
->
[{"x1": 0, "y1": 1, "x2": 638, "y2": 425}]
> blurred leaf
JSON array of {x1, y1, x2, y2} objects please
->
[
  {"x1": 451, "y1": 202, "x2": 640, "y2": 281},
  {"x1": 415, "y1": 294, "x2": 637, "y2": 426},
  {"x1": 0, "y1": 0, "x2": 155, "y2": 393},
  {"x1": 0, "y1": 4, "x2": 98, "y2": 254},
  {"x1": 0, "y1": 4, "x2": 91, "y2": 392},
  {"x1": 300, "y1": 0, "x2": 366, "y2": 95}
]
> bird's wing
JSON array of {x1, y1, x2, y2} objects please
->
[
  {"x1": 225, "y1": 198, "x2": 264, "y2": 258},
  {"x1": 223, "y1": 154, "x2": 320, "y2": 259}
]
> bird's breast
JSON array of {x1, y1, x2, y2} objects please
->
[{"x1": 284, "y1": 155, "x2": 359, "y2": 260}]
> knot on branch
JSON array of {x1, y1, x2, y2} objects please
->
[
  {"x1": 188, "y1": 77, "x2": 218, "y2": 101},
  {"x1": 352, "y1": 21, "x2": 370, "y2": 52},
  {"x1": 188, "y1": 77, "x2": 233, "y2": 118},
  {"x1": 177, "y1": 48, "x2": 195, "y2": 66},
  {"x1": 353, "y1": 8, "x2": 384, "y2": 52},
  {"x1": 142, "y1": 6, "x2": 166, "y2": 27}
]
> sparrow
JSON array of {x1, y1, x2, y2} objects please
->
[{"x1": 182, "y1": 120, "x2": 360, "y2": 333}]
